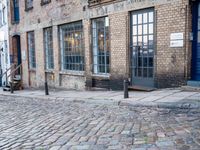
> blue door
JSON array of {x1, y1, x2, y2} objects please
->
[{"x1": 192, "y1": 2, "x2": 200, "y2": 80}]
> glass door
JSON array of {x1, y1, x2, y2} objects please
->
[{"x1": 130, "y1": 9, "x2": 154, "y2": 87}]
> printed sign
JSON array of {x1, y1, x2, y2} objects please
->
[{"x1": 170, "y1": 33, "x2": 184, "y2": 47}]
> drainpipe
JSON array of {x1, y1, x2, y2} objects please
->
[{"x1": 184, "y1": 3, "x2": 189, "y2": 82}]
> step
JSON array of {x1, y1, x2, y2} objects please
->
[
  {"x1": 128, "y1": 85, "x2": 156, "y2": 92},
  {"x1": 3, "y1": 87, "x2": 11, "y2": 91},
  {"x1": 187, "y1": 80, "x2": 200, "y2": 87},
  {"x1": 90, "y1": 87, "x2": 109, "y2": 91},
  {"x1": 181, "y1": 86, "x2": 200, "y2": 92},
  {"x1": 13, "y1": 78, "x2": 21, "y2": 81}
]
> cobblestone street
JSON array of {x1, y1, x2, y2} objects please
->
[{"x1": 0, "y1": 95, "x2": 199, "y2": 150}]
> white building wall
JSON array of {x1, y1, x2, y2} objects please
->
[{"x1": 0, "y1": 0, "x2": 10, "y2": 86}]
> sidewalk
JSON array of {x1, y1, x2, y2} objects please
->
[{"x1": 0, "y1": 88, "x2": 200, "y2": 109}]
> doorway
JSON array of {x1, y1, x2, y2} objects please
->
[
  {"x1": 12, "y1": 35, "x2": 21, "y2": 66},
  {"x1": 130, "y1": 8, "x2": 155, "y2": 87}
]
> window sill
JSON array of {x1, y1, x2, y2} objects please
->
[
  {"x1": 41, "y1": 1, "x2": 51, "y2": 6},
  {"x1": 45, "y1": 69, "x2": 54, "y2": 73},
  {"x1": 12, "y1": 21, "x2": 20, "y2": 25},
  {"x1": 92, "y1": 73, "x2": 110, "y2": 79},
  {"x1": 29, "y1": 69, "x2": 36, "y2": 72},
  {"x1": 25, "y1": 7, "x2": 33, "y2": 12},
  {"x1": 59, "y1": 70, "x2": 85, "y2": 77}
]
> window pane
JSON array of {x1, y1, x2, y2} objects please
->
[
  {"x1": 27, "y1": 31, "x2": 36, "y2": 69},
  {"x1": 198, "y1": 18, "x2": 200, "y2": 30},
  {"x1": 143, "y1": 36, "x2": 148, "y2": 46},
  {"x1": 138, "y1": 25, "x2": 142, "y2": 35},
  {"x1": 44, "y1": 27, "x2": 54, "y2": 70},
  {"x1": 149, "y1": 57, "x2": 153, "y2": 67},
  {"x1": 133, "y1": 36, "x2": 137, "y2": 46},
  {"x1": 148, "y1": 68, "x2": 153, "y2": 78},
  {"x1": 59, "y1": 21, "x2": 84, "y2": 71},
  {"x1": 133, "y1": 26, "x2": 137, "y2": 35},
  {"x1": 92, "y1": 17, "x2": 110, "y2": 74},
  {"x1": 138, "y1": 36, "x2": 142, "y2": 46},
  {"x1": 198, "y1": 31, "x2": 200, "y2": 43},
  {"x1": 149, "y1": 12, "x2": 154, "y2": 22},
  {"x1": 143, "y1": 24, "x2": 147, "y2": 34},
  {"x1": 199, "y1": 3, "x2": 200, "y2": 17},
  {"x1": 138, "y1": 14, "x2": 142, "y2": 24},
  {"x1": 149, "y1": 24, "x2": 153, "y2": 34},
  {"x1": 133, "y1": 15, "x2": 137, "y2": 25},
  {"x1": 143, "y1": 13, "x2": 148, "y2": 23}
]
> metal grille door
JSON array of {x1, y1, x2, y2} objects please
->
[{"x1": 130, "y1": 9, "x2": 154, "y2": 87}]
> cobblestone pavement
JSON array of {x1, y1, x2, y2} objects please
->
[{"x1": 0, "y1": 96, "x2": 199, "y2": 150}]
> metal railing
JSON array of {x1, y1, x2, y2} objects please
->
[
  {"x1": 7, "y1": 63, "x2": 22, "y2": 80},
  {"x1": 1, "y1": 64, "x2": 16, "y2": 86},
  {"x1": 7, "y1": 64, "x2": 22, "y2": 93}
]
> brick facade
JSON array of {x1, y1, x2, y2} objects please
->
[{"x1": 9, "y1": 0, "x2": 193, "y2": 90}]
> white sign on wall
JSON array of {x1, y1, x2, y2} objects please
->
[
  {"x1": 170, "y1": 33, "x2": 184, "y2": 47},
  {"x1": 22, "y1": 51, "x2": 26, "y2": 61}
]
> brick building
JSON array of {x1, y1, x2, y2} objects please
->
[{"x1": 7, "y1": 0, "x2": 200, "y2": 90}]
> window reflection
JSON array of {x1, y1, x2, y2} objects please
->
[
  {"x1": 149, "y1": 12, "x2": 154, "y2": 22},
  {"x1": 131, "y1": 10, "x2": 154, "y2": 79},
  {"x1": 138, "y1": 14, "x2": 142, "y2": 24},
  {"x1": 143, "y1": 13, "x2": 148, "y2": 23},
  {"x1": 133, "y1": 15, "x2": 137, "y2": 25},
  {"x1": 60, "y1": 22, "x2": 84, "y2": 71},
  {"x1": 92, "y1": 17, "x2": 110, "y2": 74}
]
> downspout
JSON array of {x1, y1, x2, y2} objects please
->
[{"x1": 184, "y1": 3, "x2": 189, "y2": 82}]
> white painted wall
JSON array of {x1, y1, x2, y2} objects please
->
[{"x1": 0, "y1": 0, "x2": 10, "y2": 86}]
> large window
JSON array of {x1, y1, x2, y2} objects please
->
[
  {"x1": 27, "y1": 31, "x2": 36, "y2": 69},
  {"x1": 44, "y1": 27, "x2": 54, "y2": 70},
  {"x1": 25, "y1": 0, "x2": 33, "y2": 10},
  {"x1": 59, "y1": 21, "x2": 84, "y2": 71},
  {"x1": 92, "y1": 17, "x2": 110, "y2": 74}
]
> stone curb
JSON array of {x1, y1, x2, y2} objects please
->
[
  {"x1": 0, "y1": 93, "x2": 119, "y2": 105},
  {"x1": 0, "y1": 93, "x2": 200, "y2": 110},
  {"x1": 119, "y1": 100, "x2": 200, "y2": 109}
]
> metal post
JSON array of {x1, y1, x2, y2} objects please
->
[
  {"x1": 10, "y1": 82, "x2": 14, "y2": 94},
  {"x1": 124, "y1": 79, "x2": 129, "y2": 99},
  {"x1": 45, "y1": 81, "x2": 49, "y2": 95},
  {"x1": 5, "y1": 71, "x2": 7, "y2": 86}
]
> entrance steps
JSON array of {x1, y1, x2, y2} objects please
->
[{"x1": 3, "y1": 75, "x2": 23, "y2": 92}]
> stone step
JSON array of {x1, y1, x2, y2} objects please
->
[
  {"x1": 187, "y1": 80, "x2": 200, "y2": 87},
  {"x1": 3, "y1": 87, "x2": 11, "y2": 91},
  {"x1": 128, "y1": 85, "x2": 156, "y2": 92},
  {"x1": 181, "y1": 86, "x2": 200, "y2": 92}
]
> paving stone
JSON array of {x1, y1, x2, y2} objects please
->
[{"x1": 0, "y1": 95, "x2": 199, "y2": 149}]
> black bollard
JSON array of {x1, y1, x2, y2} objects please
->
[
  {"x1": 124, "y1": 79, "x2": 129, "y2": 98},
  {"x1": 45, "y1": 81, "x2": 49, "y2": 95},
  {"x1": 10, "y1": 82, "x2": 14, "y2": 94}
]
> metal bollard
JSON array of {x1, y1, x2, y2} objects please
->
[
  {"x1": 10, "y1": 82, "x2": 14, "y2": 94},
  {"x1": 45, "y1": 81, "x2": 49, "y2": 95},
  {"x1": 124, "y1": 79, "x2": 129, "y2": 98}
]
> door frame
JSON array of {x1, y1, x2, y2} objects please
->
[{"x1": 130, "y1": 8, "x2": 155, "y2": 87}]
